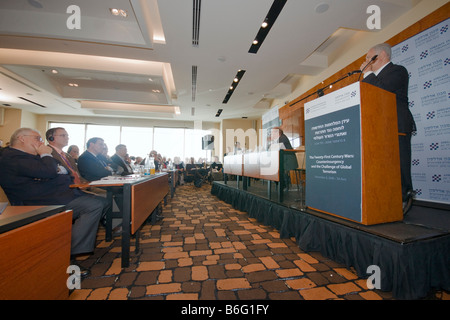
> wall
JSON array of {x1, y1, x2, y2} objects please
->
[
  {"x1": 0, "y1": 108, "x2": 22, "y2": 145},
  {"x1": 276, "y1": 1, "x2": 450, "y2": 144},
  {"x1": 220, "y1": 118, "x2": 260, "y2": 158}
]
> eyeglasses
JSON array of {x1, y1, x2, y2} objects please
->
[{"x1": 22, "y1": 135, "x2": 44, "y2": 142}]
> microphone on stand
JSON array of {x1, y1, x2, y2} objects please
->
[{"x1": 357, "y1": 55, "x2": 378, "y2": 81}]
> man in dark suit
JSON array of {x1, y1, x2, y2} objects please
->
[
  {"x1": 78, "y1": 137, "x2": 124, "y2": 214},
  {"x1": 77, "y1": 137, "x2": 113, "y2": 182},
  {"x1": 269, "y1": 127, "x2": 298, "y2": 190},
  {"x1": 111, "y1": 144, "x2": 133, "y2": 175},
  {"x1": 0, "y1": 128, "x2": 104, "y2": 277},
  {"x1": 361, "y1": 43, "x2": 416, "y2": 214}
]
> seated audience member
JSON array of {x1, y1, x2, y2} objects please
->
[
  {"x1": 156, "y1": 153, "x2": 164, "y2": 169},
  {"x1": 78, "y1": 137, "x2": 114, "y2": 181},
  {"x1": 111, "y1": 144, "x2": 133, "y2": 175},
  {"x1": 78, "y1": 138, "x2": 125, "y2": 209},
  {"x1": 211, "y1": 156, "x2": 222, "y2": 172},
  {"x1": 0, "y1": 128, "x2": 105, "y2": 276},
  {"x1": 141, "y1": 150, "x2": 161, "y2": 170},
  {"x1": 46, "y1": 127, "x2": 85, "y2": 185},
  {"x1": 67, "y1": 144, "x2": 80, "y2": 163},
  {"x1": 99, "y1": 143, "x2": 122, "y2": 174},
  {"x1": 135, "y1": 156, "x2": 143, "y2": 166},
  {"x1": 173, "y1": 156, "x2": 185, "y2": 185}
]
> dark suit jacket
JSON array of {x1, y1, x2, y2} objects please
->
[
  {"x1": 362, "y1": 62, "x2": 416, "y2": 133},
  {"x1": 111, "y1": 154, "x2": 133, "y2": 175},
  {"x1": 0, "y1": 147, "x2": 82, "y2": 205},
  {"x1": 78, "y1": 150, "x2": 112, "y2": 182}
]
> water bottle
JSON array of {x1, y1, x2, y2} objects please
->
[{"x1": 149, "y1": 157, "x2": 156, "y2": 175}]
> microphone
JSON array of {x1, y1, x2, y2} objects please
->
[
  {"x1": 347, "y1": 70, "x2": 362, "y2": 76},
  {"x1": 358, "y1": 55, "x2": 378, "y2": 81}
]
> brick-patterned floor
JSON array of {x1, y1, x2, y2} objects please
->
[{"x1": 68, "y1": 184, "x2": 449, "y2": 301}]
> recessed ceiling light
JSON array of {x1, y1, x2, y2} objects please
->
[
  {"x1": 261, "y1": 21, "x2": 268, "y2": 28},
  {"x1": 51, "y1": 69, "x2": 58, "y2": 74},
  {"x1": 252, "y1": 40, "x2": 258, "y2": 45},
  {"x1": 110, "y1": 8, "x2": 119, "y2": 15},
  {"x1": 68, "y1": 83, "x2": 78, "y2": 87}
]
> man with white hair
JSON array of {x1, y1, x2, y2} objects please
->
[
  {"x1": 361, "y1": 43, "x2": 416, "y2": 215},
  {"x1": 0, "y1": 128, "x2": 104, "y2": 277}
]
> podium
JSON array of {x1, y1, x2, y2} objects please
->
[{"x1": 304, "y1": 82, "x2": 403, "y2": 225}]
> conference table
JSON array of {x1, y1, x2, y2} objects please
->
[
  {"x1": 0, "y1": 205, "x2": 72, "y2": 299},
  {"x1": 223, "y1": 149, "x2": 298, "y2": 202},
  {"x1": 88, "y1": 173, "x2": 169, "y2": 267}
]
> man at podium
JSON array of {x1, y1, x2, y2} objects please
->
[{"x1": 360, "y1": 43, "x2": 416, "y2": 215}]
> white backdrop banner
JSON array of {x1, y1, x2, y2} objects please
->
[{"x1": 392, "y1": 18, "x2": 450, "y2": 204}]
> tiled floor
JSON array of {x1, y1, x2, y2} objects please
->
[{"x1": 68, "y1": 184, "x2": 449, "y2": 301}]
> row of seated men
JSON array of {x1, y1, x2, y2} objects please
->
[{"x1": 0, "y1": 127, "x2": 138, "y2": 278}]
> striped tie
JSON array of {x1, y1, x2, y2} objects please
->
[{"x1": 60, "y1": 152, "x2": 82, "y2": 184}]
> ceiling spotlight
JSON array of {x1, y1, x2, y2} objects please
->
[
  {"x1": 223, "y1": 69, "x2": 246, "y2": 104},
  {"x1": 51, "y1": 69, "x2": 58, "y2": 74},
  {"x1": 249, "y1": 0, "x2": 287, "y2": 54},
  {"x1": 110, "y1": 8, "x2": 127, "y2": 17},
  {"x1": 68, "y1": 83, "x2": 78, "y2": 87}
]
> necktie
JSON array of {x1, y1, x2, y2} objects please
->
[{"x1": 60, "y1": 152, "x2": 82, "y2": 184}]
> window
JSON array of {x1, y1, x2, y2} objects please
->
[
  {"x1": 121, "y1": 126, "x2": 153, "y2": 158},
  {"x1": 185, "y1": 129, "x2": 212, "y2": 162},
  {"x1": 85, "y1": 125, "x2": 120, "y2": 155},
  {"x1": 154, "y1": 127, "x2": 185, "y2": 161},
  {"x1": 48, "y1": 122, "x2": 213, "y2": 162},
  {"x1": 49, "y1": 122, "x2": 86, "y2": 152}
]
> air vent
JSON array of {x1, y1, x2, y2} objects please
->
[
  {"x1": 248, "y1": 0, "x2": 287, "y2": 54},
  {"x1": 192, "y1": 65, "x2": 198, "y2": 102},
  {"x1": 192, "y1": 0, "x2": 201, "y2": 47},
  {"x1": 18, "y1": 97, "x2": 47, "y2": 108}
]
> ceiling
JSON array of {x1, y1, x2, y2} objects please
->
[{"x1": 0, "y1": 0, "x2": 420, "y2": 123}]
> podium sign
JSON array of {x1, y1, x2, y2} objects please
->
[
  {"x1": 304, "y1": 82, "x2": 403, "y2": 225},
  {"x1": 305, "y1": 82, "x2": 363, "y2": 222}
]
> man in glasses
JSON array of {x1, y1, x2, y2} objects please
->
[
  {"x1": 45, "y1": 127, "x2": 85, "y2": 185},
  {"x1": 0, "y1": 128, "x2": 104, "y2": 278}
]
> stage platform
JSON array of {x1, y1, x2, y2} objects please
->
[{"x1": 211, "y1": 179, "x2": 450, "y2": 300}]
